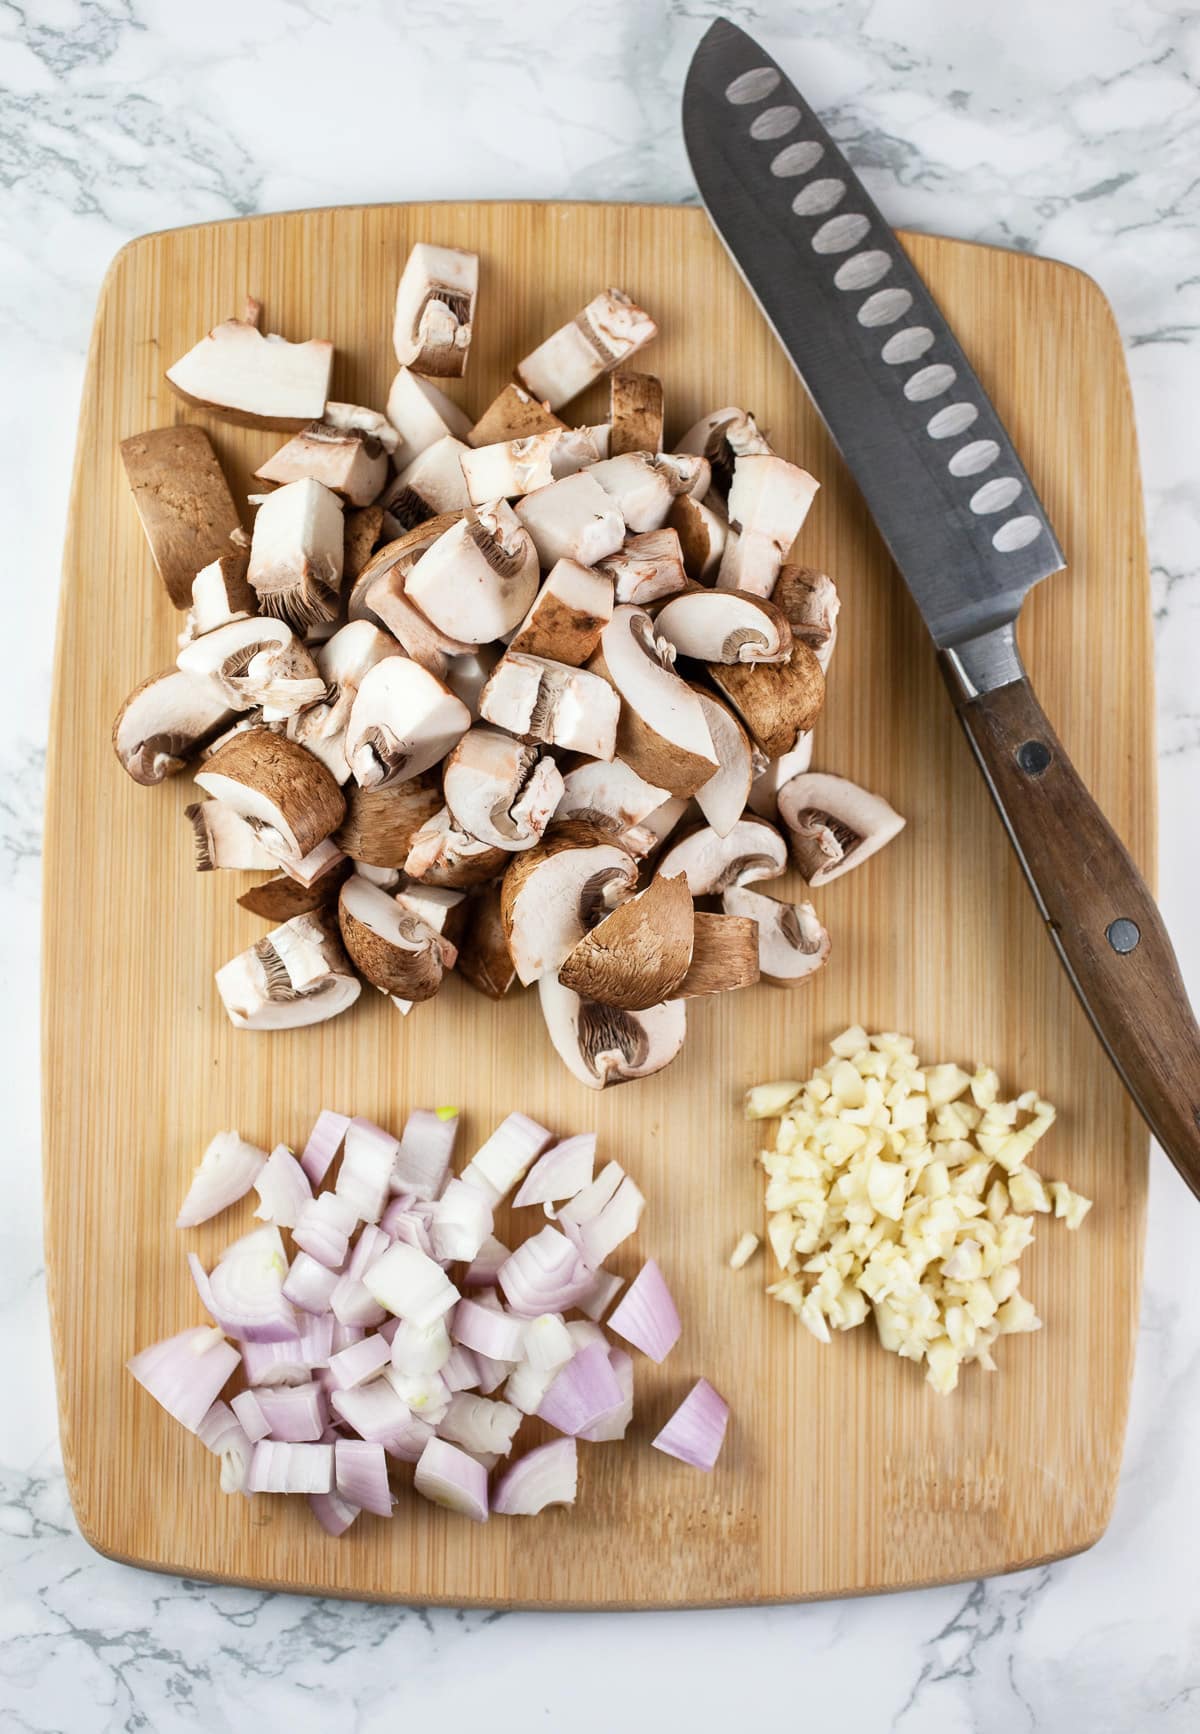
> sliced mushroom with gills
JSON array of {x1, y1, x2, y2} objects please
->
[
  {"x1": 392, "y1": 243, "x2": 478, "y2": 377},
  {"x1": 334, "y1": 772, "x2": 443, "y2": 868},
  {"x1": 177, "y1": 616, "x2": 325, "y2": 719},
  {"x1": 468, "y1": 383, "x2": 564, "y2": 447},
  {"x1": 352, "y1": 518, "x2": 472, "y2": 675},
  {"x1": 707, "y1": 641, "x2": 825, "y2": 760},
  {"x1": 404, "y1": 503, "x2": 540, "y2": 645},
  {"x1": 386, "y1": 368, "x2": 473, "y2": 459},
  {"x1": 558, "y1": 872, "x2": 693, "y2": 1011},
  {"x1": 668, "y1": 493, "x2": 727, "y2": 583},
  {"x1": 455, "y1": 884, "x2": 516, "y2": 999},
  {"x1": 691, "y1": 688, "x2": 757, "y2": 839},
  {"x1": 338, "y1": 874, "x2": 455, "y2": 1001},
  {"x1": 549, "y1": 424, "x2": 611, "y2": 478},
  {"x1": 716, "y1": 455, "x2": 819, "y2": 597},
  {"x1": 178, "y1": 553, "x2": 254, "y2": 648},
  {"x1": 442, "y1": 725, "x2": 564, "y2": 852},
  {"x1": 443, "y1": 644, "x2": 501, "y2": 716},
  {"x1": 776, "y1": 772, "x2": 906, "y2": 886},
  {"x1": 676, "y1": 406, "x2": 772, "y2": 501},
  {"x1": 394, "y1": 883, "x2": 470, "y2": 948},
  {"x1": 672, "y1": 911, "x2": 760, "y2": 999},
  {"x1": 655, "y1": 589, "x2": 792, "y2": 665},
  {"x1": 380, "y1": 436, "x2": 471, "y2": 535},
  {"x1": 112, "y1": 668, "x2": 235, "y2": 786},
  {"x1": 553, "y1": 756, "x2": 670, "y2": 855},
  {"x1": 237, "y1": 864, "x2": 348, "y2": 923},
  {"x1": 478, "y1": 654, "x2": 619, "y2": 761},
  {"x1": 216, "y1": 912, "x2": 361, "y2": 1029},
  {"x1": 596, "y1": 528, "x2": 688, "y2": 605},
  {"x1": 721, "y1": 886, "x2": 831, "y2": 987},
  {"x1": 343, "y1": 505, "x2": 385, "y2": 581},
  {"x1": 255, "y1": 422, "x2": 389, "y2": 509},
  {"x1": 538, "y1": 975, "x2": 686, "y2": 1090},
  {"x1": 344, "y1": 657, "x2": 471, "y2": 790},
  {"x1": 185, "y1": 799, "x2": 279, "y2": 871},
  {"x1": 120, "y1": 424, "x2": 244, "y2": 608},
  {"x1": 194, "y1": 729, "x2": 346, "y2": 866},
  {"x1": 587, "y1": 606, "x2": 717, "y2": 798},
  {"x1": 165, "y1": 298, "x2": 333, "y2": 430},
  {"x1": 501, "y1": 824, "x2": 638, "y2": 985},
  {"x1": 747, "y1": 730, "x2": 813, "y2": 819},
  {"x1": 514, "y1": 472, "x2": 625, "y2": 569},
  {"x1": 770, "y1": 565, "x2": 840, "y2": 672},
  {"x1": 247, "y1": 476, "x2": 345, "y2": 634},
  {"x1": 609, "y1": 371, "x2": 664, "y2": 456},
  {"x1": 460, "y1": 433, "x2": 561, "y2": 504},
  {"x1": 516, "y1": 289, "x2": 658, "y2": 411},
  {"x1": 588, "y1": 453, "x2": 709, "y2": 534},
  {"x1": 658, "y1": 815, "x2": 788, "y2": 896},
  {"x1": 289, "y1": 620, "x2": 401, "y2": 783},
  {"x1": 404, "y1": 807, "x2": 511, "y2": 888},
  {"x1": 507, "y1": 559, "x2": 613, "y2": 666}
]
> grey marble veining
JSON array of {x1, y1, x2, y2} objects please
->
[{"x1": 3, "y1": 1, "x2": 1198, "y2": 1729}]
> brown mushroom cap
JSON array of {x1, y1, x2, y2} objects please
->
[
  {"x1": 667, "y1": 494, "x2": 727, "y2": 583},
  {"x1": 558, "y1": 871, "x2": 694, "y2": 1011},
  {"x1": 658, "y1": 816, "x2": 788, "y2": 896},
  {"x1": 609, "y1": 370, "x2": 664, "y2": 456},
  {"x1": 506, "y1": 559, "x2": 614, "y2": 666},
  {"x1": 721, "y1": 886, "x2": 831, "y2": 986},
  {"x1": 597, "y1": 528, "x2": 688, "y2": 606},
  {"x1": 537, "y1": 974, "x2": 687, "y2": 1089},
  {"x1": 501, "y1": 823, "x2": 639, "y2": 986},
  {"x1": 771, "y1": 566, "x2": 840, "y2": 669},
  {"x1": 775, "y1": 772, "x2": 906, "y2": 885},
  {"x1": 468, "y1": 383, "x2": 565, "y2": 448},
  {"x1": 455, "y1": 884, "x2": 517, "y2": 1000},
  {"x1": 589, "y1": 606, "x2": 717, "y2": 798},
  {"x1": 194, "y1": 728, "x2": 346, "y2": 863},
  {"x1": 338, "y1": 874, "x2": 455, "y2": 1000},
  {"x1": 334, "y1": 772, "x2": 442, "y2": 867},
  {"x1": 672, "y1": 911, "x2": 761, "y2": 998},
  {"x1": 237, "y1": 864, "x2": 349, "y2": 923},
  {"x1": 707, "y1": 641, "x2": 825, "y2": 759},
  {"x1": 112, "y1": 667, "x2": 235, "y2": 786}
]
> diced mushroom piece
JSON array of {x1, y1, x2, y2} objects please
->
[
  {"x1": 507, "y1": 559, "x2": 614, "y2": 665},
  {"x1": 468, "y1": 383, "x2": 564, "y2": 448},
  {"x1": 392, "y1": 243, "x2": 478, "y2": 377},
  {"x1": 692, "y1": 689, "x2": 756, "y2": 839},
  {"x1": 588, "y1": 606, "x2": 717, "y2": 798},
  {"x1": 635, "y1": 795, "x2": 689, "y2": 855},
  {"x1": 177, "y1": 616, "x2": 325, "y2": 719},
  {"x1": 443, "y1": 644, "x2": 501, "y2": 715},
  {"x1": 112, "y1": 668, "x2": 235, "y2": 786},
  {"x1": 237, "y1": 865, "x2": 348, "y2": 923},
  {"x1": 776, "y1": 772, "x2": 906, "y2": 886},
  {"x1": 553, "y1": 757, "x2": 671, "y2": 856},
  {"x1": 559, "y1": 872, "x2": 693, "y2": 1011},
  {"x1": 334, "y1": 773, "x2": 443, "y2": 867},
  {"x1": 405, "y1": 503, "x2": 540, "y2": 645},
  {"x1": 588, "y1": 453, "x2": 709, "y2": 534},
  {"x1": 478, "y1": 655, "x2": 619, "y2": 761},
  {"x1": 668, "y1": 493, "x2": 727, "y2": 583},
  {"x1": 597, "y1": 528, "x2": 688, "y2": 605},
  {"x1": 344, "y1": 658, "x2": 471, "y2": 789},
  {"x1": 658, "y1": 816, "x2": 788, "y2": 896},
  {"x1": 537, "y1": 975, "x2": 686, "y2": 1090},
  {"x1": 716, "y1": 456, "x2": 819, "y2": 597},
  {"x1": 166, "y1": 301, "x2": 333, "y2": 430},
  {"x1": 338, "y1": 874, "x2": 456, "y2": 1000},
  {"x1": 550, "y1": 424, "x2": 612, "y2": 478},
  {"x1": 721, "y1": 886, "x2": 831, "y2": 987},
  {"x1": 707, "y1": 643, "x2": 826, "y2": 759},
  {"x1": 216, "y1": 912, "x2": 361, "y2": 1028},
  {"x1": 278, "y1": 835, "x2": 347, "y2": 889},
  {"x1": 247, "y1": 477, "x2": 345, "y2": 633},
  {"x1": 348, "y1": 516, "x2": 463, "y2": 623},
  {"x1": 394, "y1": 883, "x2": 469, "y2": 947},
  {"x1": 255, "y1": 423, "x2": 389, "y2": 508},
  {"x1": 179, "y1": 553, "x2": 254, "y2": 648},
  {"x1": 747, "y1": 731, "x2": 813, "y2": 819},
  {"x1": 352, "y1": 518, "x2": 473, "y2": 674},
  {"x1": 386, "y1": 369, "x2": 473, "y2": 459},
  {"x1": 194, "y1": 729, "x2": 346, "y2": 865},
  {"x1": 655, "y1": 590, "x2": 792, "y2": 665},
  {"x1": 514, "y1": 472, "x2": 625, "y2": 569},
  {"x1": 381, "y1": 436, "x2": 471, "y2": 534},
  {"x1": 343, "y1": 505, "x2": 384, "y2": 581},
  {"x1": 460, "y1": 433, "x2": 561, "y2": 504},
  {"x1": 442, "y1": 725, "x2": 564, "y2": 851},
  {"x1": 288, "y1": 620, "x2": 400, "y2": 783},
  {"x1": 455, "y1": 884, "x2": 516, "y2": 1000},
  {"x1": 324, "y1": 402, "x2": 402, "y2": 455},
  {"x1": 185, "y1": 799, "x2": 279, "y2": 871},
  {"x1": 771, "y1": 565, "x2": 840, "y2": 672},
  {"x1": 516, "y1": 289, "x2": 658, "y2": 411},
  {"x1": 404, "y1": 808, "x2": 511, "y2": 888},
  {"x1": 609, "y1": 371, "x2": 664, "y2": 456},
  {"x1": 672, "y1": 911, "x2": 760, "y2": 999},
  {"x1": 501, "y1": 825, "x2": 638, "y2": 985},
  {"x1": 676, "y1": 407, "x2": 772, "y2": 500},
  {"x1": 119, "y1": 425, "x2": 244, "y2": 608}
]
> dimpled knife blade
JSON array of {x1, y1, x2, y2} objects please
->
[{"x1": 683, "y1": 19, "x2": 1065, "y2": 650}]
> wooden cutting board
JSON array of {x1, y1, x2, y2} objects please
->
[{"x1": 43, "y1": 202, "x2": 1152, "y2": 1608}]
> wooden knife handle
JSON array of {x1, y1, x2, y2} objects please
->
[{"x1": 943, "y1": 659, "x2": 1200, "y2": 1198}]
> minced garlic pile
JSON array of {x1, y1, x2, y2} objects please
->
[{"x1": 746, "y1": 1028, "x2": 1092, "y2": 1394}]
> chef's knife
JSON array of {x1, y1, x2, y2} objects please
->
[{"x1": 684, "y1": 19, "x2": 1200, "y2": 1198}]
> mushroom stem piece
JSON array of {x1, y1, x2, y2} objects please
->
[
  {"x1": 516, "y1": 290, "x2": 658, "y2": 411},
  {"x1": 442, "y1": 725, "x2": 565, "y2": 852},
  {"x1": 721, "y1": 886, "x2": 831, "y2": 987},
  {"x1": 537, "y1": 975, "x2": 686, "y2": 1089},
  {"x1": 478, "y1": 654, "x2": 619, "y2": 761},
  {"x1": 558, "y1": 872, "x2": 694, "y2": 1011},
  {"x1": 392, "y1": 243, "x2": 478, "y2": 377},
  {"x1": 166, "y1": 309, "x2": 332, "y2": 430},
  {"x1": 775, "y1": 772, "x2": 906, "y2": 886},
  {"x1": 247, "y1": 477, "x2": 345, "y2": 634},
  {"x1": 216, "y1": 913, "x2": 361, "y2": 1028},
  {"x1": 113, "y1": 668, "x2": 235, "y2": 786}
]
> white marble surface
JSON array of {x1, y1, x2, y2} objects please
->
[{"x1": 3, "y1": 1, "x2": 1198, "y2": 1728}]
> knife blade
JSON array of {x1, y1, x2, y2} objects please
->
[{"x1": 684, "y1": 19, "x2": 1200, "y2": 1198}]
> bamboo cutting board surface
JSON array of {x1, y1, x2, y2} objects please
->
[{"x1": 43, "y1": 203, "x2": 1152, "y2": 1608}]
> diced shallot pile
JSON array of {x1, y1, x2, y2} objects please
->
[
  {"x1": 128, "y1": 1109, "x2": 729, "y2": 1533},
  {"x1": 113, "y1": 240, "x2": 907, "y2": 1088}
]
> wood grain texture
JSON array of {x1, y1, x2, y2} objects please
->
[{"x1": 43, "y1": 203, "x2": 1152, "y2": 1608}]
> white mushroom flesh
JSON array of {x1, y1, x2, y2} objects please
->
[
  {"x1": 747, "y1": 731, "x2": 814, "y2": 818},
  {"x1": 479, "y1": 654, "x2": 619, "y2": 761},
  {"x1": 776, "y1": 772, "x2": 906, "y2": 886},
  {"x1": 344, "y1": 657, "x2": 471, "y2": 789},
  {"x1": 721, "y1": 885, "x2": 831, "y2": 986},
  {"x1": 537, "y1": 974, "x2": 686, "y2": 1089},
  {"x1": 654, "y1": 590, "x2": 790, "y2": 664},
  {"x1": 255, "y1": 423, "x2": 389, "y2": 508},
  {"x1": 716, "y1": 455, "x2": 819, "y2": 597},
  {"x1": 658, "y1": 816, "x2": 788, "y2": 895},
  {"x1": 514, "y1": 472, "x2": 625, "y2": 569},
  {"x1": 178, "y1": 555, "x2": 253, "y2": 649},
  {"x1": 247, "y1": 476, "x2": 345, "y2": 632},
  {"x1": 386, "y1": 368, "x2": 473, "y2": 459},
  {"x1": 507, "y1": 558, "x2": 614, "y2": 665},
  {"x1": 392, "y1": 243, "x2": 478, "y2": 376},
  {"x1": 443, "y1": 726, "x2": 564, "y2": 851},
  {"x1": 597, "y1": 528, "x2": 688, "y2": 604},
  {"x1": 177, "y1": 616, "x2": 325, "y2": 718},
  {"x1": 324, "y1": 401, "x2": 402, "y2": 455},
  {"x1": 216, "y1": 913, "x2": 361, "y2": 1029},
  {"x1": 289, "y1": 619, "x2": 399, "y2": 783},
  {"x1": 185, "y1": 799, "x2": 280, "y2": 870},
  {"x1": 113, "y1": 668, "x2": 236, "y2": 785},
  {"x1": 549, "y1": 423, "x2": 612, "y2": 478},
  {"x1": 596, "y1": 606, "x2": 716, "y2": 774},
  {"x1": 504, "y1": 839, "x2": 638, "y2": 985},
  {"x1": 382, "y1": 435, "x2": 471, "y2": 531},
  {"x1": 404, "y1": 502, "x2": 540, "y2": 644},
  {"x1": 460, "y1": 434, "x2": 561, "y2": 504},
  {"x1": 516, "y1": 290, "x2": 657, "y2": 410},
  {"x1": 693, "y1": 690, "x2": 755, "y2": 839},
  {"x1": 588, "y1": 453, "x2": 707, "y2": 534},
  {"x1": 166, "y1": 313, "x2": 332, "y2": 426}
]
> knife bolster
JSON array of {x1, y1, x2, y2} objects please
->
[{"x1": 940, "y1": 620, "x2": 1025, "y2": 703}]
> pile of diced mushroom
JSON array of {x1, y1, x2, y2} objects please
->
[{"x1": 113, "y1": 242, "x2": 905, "y2": 1088}]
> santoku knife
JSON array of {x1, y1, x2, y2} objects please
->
[{"x1": 684, "y1": 19, "x2": 1200, "y2": 1198}]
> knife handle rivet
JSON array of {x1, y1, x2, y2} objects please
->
[
  {"x1": 1107, "y1": 918, "x2": 1141, "y2": 955},
  {"x1": 1016, "y1": 739, "x2": 1052, "y2": 776}
]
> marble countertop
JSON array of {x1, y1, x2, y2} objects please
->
[{"x1": 4, "y1": 1, "x2": 1198, "y2": 1728}]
